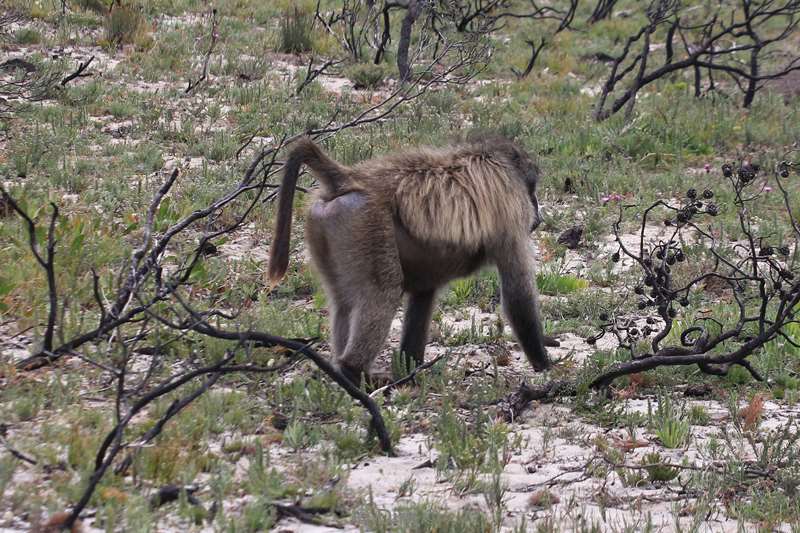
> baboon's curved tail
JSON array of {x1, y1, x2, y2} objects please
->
[{"x1": 268, "y1": 137, "x2": 352, "y2": 283}]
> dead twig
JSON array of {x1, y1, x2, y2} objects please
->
[
  {"x1": 294, "y1": 56, "x2": 343, "y2": 96},
  {"x1": 498, "y1": 379, "x2": 575, "y2": 422},
  {"x1": 1, "y1": 437, "x2": 38, "y2": 465},
  {"x1": 369, "y1": 351, "x2": 450, "y2": 398},
  {"x1": 185, "y1": 9, "x2": 219, "y2": 94},
  {"x1": 60, "y1": 56, "x2": 94, "y2": 86}
]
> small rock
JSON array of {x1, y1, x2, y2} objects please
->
[
  {"x1": 270, "y1": 412, "x2": 288, "y2": 430},
  {"x1": 684, "y1": 383, "x2": 712, "y2": 397},
  {"x1": 557, "y1": 225, "x2": 583, "y2": 249},
  {"x1": 0, "y1": 58, "x2": 37, "y2": 73},
  {"x1": 529, "y1": 489, "x2": 559, "y2": 508},
  {"x1": 198, "y1": 240, "x2": 218, "y2": 256}
]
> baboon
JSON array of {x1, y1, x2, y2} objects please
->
[{"x1": 268, "y1": 134, "x2": 554, "y2": 384}]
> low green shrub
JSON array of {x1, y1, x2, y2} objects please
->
[
  {"x1": 104, "y1": 5, "x2": 145, "y2": 45},
  {"x1": 279, "y1": 8, "x2": 313, "y2": 54},
  {"x1": 346, "y1": 63, "x2": 388, "y2": 90}
]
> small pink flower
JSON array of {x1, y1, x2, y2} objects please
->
[
  {"x1": 704, "y1": 164, "x2": 711, "y2": 173},
  {"x1": 764, "y1": 186, "x2": 773, "y2": 193},
  {"x1": 601, "y1": 193, "x2": 624, "y2": 204}
]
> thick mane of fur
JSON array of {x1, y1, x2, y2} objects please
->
[{"x1": 380, "y1": 142, "x2": 531, "y2": 250}]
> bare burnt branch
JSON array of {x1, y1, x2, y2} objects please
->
[
  {"x1": 588, "y1": 0, "x2": 618, "y2": 23},
  {"x1": 272, "y1": 502, "x2": 341, "y2": 527},
  {"x1": 398, "y1": 0, "x2": 423, "y2": 81},
  {"x1": 489, "y1": 0, "x2": 578, "y2": 28},
  {"x1": 165, "y1": 291, "x2": 394, "y2": 454},
  {"x1": 444, "y1": 0, "x2": 576, "y2": 79},
  {"x1": 12, "y1": 153, "x2": 274, "y2": 371},
  {"x1": 315, "y1": 0, "x2": 381, "y2": 62},
  {"x1": 373, "y1": 2, "x2": 393, "y2": 63},
  {"x1": 586, "y1": 159, "x2": 800, "y2": 390},
  {"x1": 0, "y1": 55, "x2": 63, "y2": 116},
  {"x1": 294, "y1": 55, "x2": 343, "y2": 96},
  {"x1": 314, "y1": 0, "x2": 492, "y2": 82},
  {"x1": 499, "y1": 380, "x2": 575, "y2": 422},
  {"x1": 63, "y1": 349, "x2": 300, "y2": 529},
  {"x1": 112, "y1": 368, "x2": 222, "y2": 475},
  {"x1": 150, "y1": 485, "x2": 201, "y2": 508},
  {"x1": 511, "y1": 37, "x2": 547, "y2": 79},
  {"x1": 449, "y1": 0, "x2": 510, "y2": 32},
  {"x1": 0, "y1": 191, "x2": 59, "y2": 352},
  {"x1": 369, "y1": 351, "x2": 450, "y2": 397},
  {"x1": 0, "y1": 437, "x2": 38, "y2": 465},
  {"x1": 594, "y1": 0, "x2": 800, "y2": 120},
  {"x1": 60, "y1": 55, "x2": 94, "y2": 86}
]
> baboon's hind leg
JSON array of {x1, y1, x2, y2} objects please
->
[
  {"x1": 400, "y1": 290, "x2": 437, "y2": 371},
  {"x1": 338, "y1": 220, "x2": 403, "y2": 384},
  {"x1": 309, "y1": 196, "x2": 403, "y2": 385},
  {"x1": 329, "y1": 302, "x2": 351, "y2": 356},
  {"x1": 337, "y1": 290, "x2": 400, "y2": 385}
]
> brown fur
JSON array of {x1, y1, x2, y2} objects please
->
[{"x1": 269, "y1": 135, "x2": 551, "y2": 382}]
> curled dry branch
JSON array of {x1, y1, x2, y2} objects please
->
[
  {"x1": 505, "y1": 157, "x2": 800, "y2": 418},
  {"x1": 593, "y1": 159, "x2": 800, "y2": 386}
]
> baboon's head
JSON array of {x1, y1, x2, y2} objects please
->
[
  {"x1": 466, "y1": 132, "x2": 543, "y2": 232},
  {"x1": 502, "y1": 142, "x2": 541, "y2": 232}
]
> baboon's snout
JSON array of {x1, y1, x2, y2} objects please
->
[
  {"x1": 530, "y1": 212, "x2": 542, "y2": 232},
  {"x1": 529, "y1": 196, "x2": 542, "y2": 232}
]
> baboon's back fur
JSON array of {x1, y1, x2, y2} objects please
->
[
  {"x1": 270, "y1": 135, "x2": 536, "y2": 282},
  {"x1": 359, "y1": 142, "x2": 532, "y2": 251}
]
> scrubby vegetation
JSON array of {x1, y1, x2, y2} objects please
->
[{"x1": 1, "y1": 0, "x2": 800, "y2": 531}]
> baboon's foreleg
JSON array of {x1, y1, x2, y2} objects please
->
[
  {"x1": 496, "y1": 243, "x2": 551, "y2": 371},
  {"x1": 399, "y1": 290, "x2": 437, "y2": 370}
]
